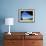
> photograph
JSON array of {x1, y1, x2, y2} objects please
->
[{"x1": 18, "y1": 9, "x2": 35, "y2": 23}]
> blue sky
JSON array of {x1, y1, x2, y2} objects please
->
[{"x1": 22, "y1": 11, "x2": 33, "y2": 19}]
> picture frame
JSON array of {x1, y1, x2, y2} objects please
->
[{"x1": 18, "y1": 9, "x2": 35, "y2": 23}]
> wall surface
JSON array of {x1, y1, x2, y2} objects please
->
[
  {"x1": 0, "y1": 0, "x2": 46, "y2": 46},
  {"x1": 0, "y1": 0, "x2": 46, "y2": 32}
]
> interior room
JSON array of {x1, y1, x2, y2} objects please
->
[{"x1": 0, "y1": 0, "x2": 46, "y2": 46}]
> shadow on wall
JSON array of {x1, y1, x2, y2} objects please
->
[
  {"x1": 0, "y1": 16, "x2": 5, "y2": 46},
  {"x1": 0, "y1": 16, "x2": 5, "y2": 32},
  {"x1": 0, "y1": 33, "x2": 4, "y2": 46}
]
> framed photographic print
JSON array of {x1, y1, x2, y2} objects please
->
[{"x1": 18, "y1": 9, "x2": 35, "y2": 23}]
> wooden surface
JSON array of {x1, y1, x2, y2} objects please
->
[
  {"x1": 4, "y1": 32, "x2": 43, "y2": 46},
  {"x1": 24, "y1": 40, "x2": 43, "y2": 46}
]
